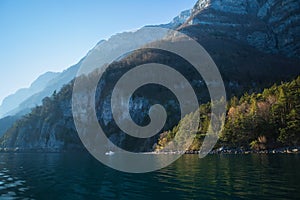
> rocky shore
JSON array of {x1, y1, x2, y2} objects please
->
[
  {"x1": 1, "y1": 146, "x2": 300, "y2": 155},
  {"x1": 184, "y1": 147, "x2": 300, "y2": 155},
  {"x1": 0, "y1": 147, "x2": 85, "y2": 153}
]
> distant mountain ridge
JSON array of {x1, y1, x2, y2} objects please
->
[
  {"x1": 0, "y1": 64, "x2": 81, "y2": 118},
  {"x1": 0, "y1": 10, "x2": 192, "y2": 119},
  {"x1": 0, "y1": 71, "x2": 59, "y2": 117}
]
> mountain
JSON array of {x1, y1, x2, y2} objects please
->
[
  {"x1": 173, "y1": 0, "x2": 300, "y2": 97},
  {"x1": 0, "y1": 0, "x2": 299, "y2": 152},
  {"x1": 180, "y1": 0, "x2": 300, "y2": 58},
  {"x1": 152, "y1": 9, "x2": 192, "y2": 28},
  {"x1": 3, "y1": 64, "x2": 81, "y2": 117},
  {"x1": 0, "y1": 71, "x2": 59, "y2": 117},
  {"x1": 0, "y1": 10, "x2": 192, "y2": 119},
  {"x1": 0, "y1": 64, "x2": 83, "y2": 139},
  {"x1": 0, "y1": 65, "x2": 81, "y2": 119}
]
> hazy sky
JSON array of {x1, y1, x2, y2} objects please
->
[{"x1": 0, "y1": 0, "x2": 196, "y2": 104}]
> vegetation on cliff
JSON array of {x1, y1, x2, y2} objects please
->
[{"x1": 156, "y1": 76, "x2": 300, "y2": 151}]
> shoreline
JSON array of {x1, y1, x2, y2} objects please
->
[
  {"x1": 0, "y1": 147, "x2": 299, "y2": 155},
  {"x1": 183, "y1": 147, "x2": 300, "y2": 155}
]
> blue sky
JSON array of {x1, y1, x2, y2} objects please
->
[{"x1": 0, "y1": 0, "x2": 196, "y2": 104}]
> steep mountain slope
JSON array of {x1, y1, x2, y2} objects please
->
[
  {"x1": 0, "y1": 46, "x2": 299, "y2": 152},
  {"x1": 180, "y1": 0, "x2": 300, "y2": 58},
  {"x1": 175, "y1": 0, "x2": 300, "y2": 97},
  {"x1": 0, "y1": 0, "x2": 299, "y2": 152},
  {"x1": 0, "y1": 83, "x2": 80, "y2": 151}
]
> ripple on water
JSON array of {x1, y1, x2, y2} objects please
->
[
  {"x1": 0, "y1": 191, "x2": 17, "y2": 199},
  {"x1": 18, "y1": 187, "x2": 28, "y2": 192},
  {"x1": 0, "y1": 165, "x2": 29, "y2": 199},
  {"x1": 1, "y1": 153, "x2": 300, "y2": 199}
]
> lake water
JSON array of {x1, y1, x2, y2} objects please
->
[{"x1": 0, "y1": 153, "x2": 299, "y2": 199}]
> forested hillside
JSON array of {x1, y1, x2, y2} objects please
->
[{"x1": 156, "y1": 76, "x2": 300, "y2": 151}]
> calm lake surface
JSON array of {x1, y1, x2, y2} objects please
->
[{"x1": 0, "y1": 153, "x2": 299, "y2": 199}]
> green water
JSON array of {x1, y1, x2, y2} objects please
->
[{"x1": 0, "y1": 153, "x2": 299, "y2": 199}]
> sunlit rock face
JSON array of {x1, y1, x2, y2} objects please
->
[{"x1": 182, "y1": 0, "x2": 300, "y2": 58}]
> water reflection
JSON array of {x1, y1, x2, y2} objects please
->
[
  {"x1": 153, "y1": 154, "x2": 300, "y2": 200},
  {"x1": 0, "y1": 153, "x2": 299, "y2": 199}
]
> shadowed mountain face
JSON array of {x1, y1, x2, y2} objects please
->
[
  {"x1": 180, "y1": 0, "x2": 300, "y2": 58},
  {"x1": 0, "y1": 0, "x2": 299, "y2": 152},
  {"x1": 175, "y1": 0, "x2": 300, "y2": 97}
]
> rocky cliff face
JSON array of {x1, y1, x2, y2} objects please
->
[
  {"x1": 0, "y1": 83, "x2": 80, "y2": 152},
  {"x1": 181, "y1": 0, "x2": 300, "y2": 58},
  {"x1": 0, "y1": 72, "x2": 181, "y2": 152}
]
